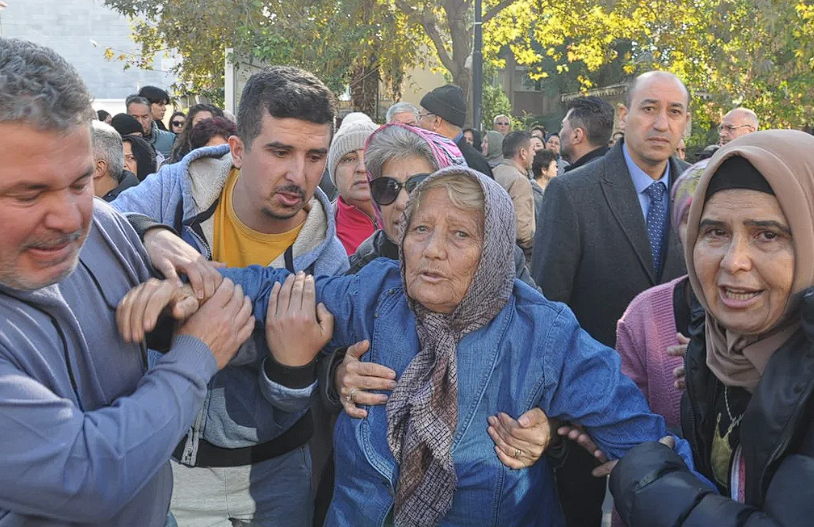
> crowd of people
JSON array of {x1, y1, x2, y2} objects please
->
[{"x1": 1, "y1": 36, "x2": 812, "y2": 527}]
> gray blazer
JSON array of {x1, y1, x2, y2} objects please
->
[{"x1": 530, "y1": 140, "x2": 688, "y2": 347}]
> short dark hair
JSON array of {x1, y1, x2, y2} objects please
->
[
  {"x1": 189, "y1": 116, "x2": 237, "y2": 150},
  {"x1": 502, "y1": 130, "x2": 531, "y2": 159},
  {"x1": 237, "y1": 66, "x2": 335, "y2": 149},
  {"x1": 565, "y1": 96, "x2": 614, "y2": 147},
  {"x1": 532, "y1": 149, "x2": 557, "y2": 179},
  {"x1": 138, "y1": 86, "x2": 170, "y2": 105},
  {"x1": 97, "y1": 109, "x2": 111, "y2": 121}
]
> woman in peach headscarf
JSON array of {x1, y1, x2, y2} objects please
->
[{"x1": 611, "y1": 130, "x2": 814, "y2": 526}]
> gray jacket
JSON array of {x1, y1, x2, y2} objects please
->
[
  {"x1": 146, "y1": 121, "x2": 176, "y2": 158},
  {"x1": 112, "y1": 144, "x2": 349, "y2": 461},
  {"x1": 0, "y1": 200, "x2": 216, "y2": 526}
]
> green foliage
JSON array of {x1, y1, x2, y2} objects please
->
[
  {"x1": 481, "y1": 82, "x2": 515, "y2": 131},
  {"x1": 105, "y1": 0, "x2": 814, "y2": 130}
]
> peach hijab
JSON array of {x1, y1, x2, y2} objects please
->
[{"x1": 684, "y1": 130, "x2": 814, "y2": 392}]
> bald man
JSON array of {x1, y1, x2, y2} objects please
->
[
  {"x1": 719, "y1": 108, "x2": 758, "y2": 145},
  {"x1": 531, "y1": 71, "x2": 690, "y2": 527}
]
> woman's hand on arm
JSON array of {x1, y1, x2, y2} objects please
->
[
  {"x1": 265, "y1": 272, "x2": 334, "y2": 367},
  {"x1": 335, "y1": 340, "x2": 397, "y2": 419},
  {"x1": 488, "y1": 409, "x2": 559, "y2": 469},
  {"x1": 668, "y1": 333, "x2": 690, "y2": 390}
]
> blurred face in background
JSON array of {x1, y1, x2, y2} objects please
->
[
  {"x1": 546, "y1": 135, "x2": 561, "y2": 155},
  {"x1": 127, "y1": 102, "x2": 153, "y2": 135},
  {"x1": 170, "y1": 115, "x2": 185, "y2": 134},
  {"x1": 192, "y1": 111, "x2": 214, "y2": 129},
  {"x1": 123, "y1": 141, "x2": 137, "y2": 175}
]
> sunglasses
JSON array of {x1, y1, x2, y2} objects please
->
[
  {"x1": 171, "y1": 120, "x2": 185, "y2": 127},
  {"x1": 370, "y1": 173, "x2": 431, "y2": 206}
]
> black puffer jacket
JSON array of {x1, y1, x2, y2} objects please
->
[{"x1": 610, "y1": 289, "x2": 814, "y2": 526}]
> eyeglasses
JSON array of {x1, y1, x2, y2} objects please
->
[
  {"x1": 718, "y1": 124, "x2": 752, "y2": 133},
  {"x1": 171, "y1": 120, "x2": 185, "y2": 127},
  {"x1": 417, "y1": 112, "x2": 435, "y2": 121},
  {"x1": 370, "y1": 173, "x2": 431, "y2": 206},
  {"x1": 496, "y1": 121, "x2": 510, "y2": 126}
]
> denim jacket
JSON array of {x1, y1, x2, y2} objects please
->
[{"x1": 222, "y1": 259, "x2": 700, "y2": 526}]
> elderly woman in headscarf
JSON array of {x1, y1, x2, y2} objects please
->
[
  {"x1": 615, "y1": 162, "x2": 706, "y2": 430},
  {"x1": 610, "y1": 130, "x2": 814, "y2": 526},
  {"x1": 309, "y1": 124, "x2": 550, "y2": 526},
  {"x1": 481, "y1": 130, "x2": 504, "y2": 168},
  {"x1": 117, "y1": 166, "x2": 696, "y2": 526}
]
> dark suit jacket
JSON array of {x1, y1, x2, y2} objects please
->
[
  {"x1": 456, "y1": 135, "x2": 494, "y2": 178},
  {"x1": 530, "y1": 140, "x2": 688, "y2": 347}
]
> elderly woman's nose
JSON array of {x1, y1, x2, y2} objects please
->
[
  {"x1": 422, "y1": 228, "x2": 448, "y2": 258},
  {"x1": 719, "y1": 234, "x2": 753, "y2": 273}
]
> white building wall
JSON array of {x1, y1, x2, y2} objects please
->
[{"x1": 1, "y1": 0, "x2": 178, "y2": 112}]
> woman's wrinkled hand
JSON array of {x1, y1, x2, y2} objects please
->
[
  {"x1": 488, "y1": 409, "x2": 557, "y2": 469},
  {"x1": 336, "y1": 340, "x2": 397, "y2": 419},
  {"x1": 265, "y1": 272, "x2": 334, "y2": 367},
  {"x1": 116, "y1": 278, "x2": 199, "y2": 343},
  {"x1": 667, "y1": 332, "x2": 690, "y2": 390}
]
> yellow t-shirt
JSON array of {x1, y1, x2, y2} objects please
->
[{"x1": 212, "y1": 168, "x2": 304, "y2": 268}]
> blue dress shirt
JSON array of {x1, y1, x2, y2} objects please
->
[{"x1": 622, "y1": 143, "x2": 671, "y2": 222}]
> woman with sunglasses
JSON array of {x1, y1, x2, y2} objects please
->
[
  {"x1": 169, "y1": 111, "x2": 186, "y2": 134},
  {"x1": 349, "y1": 123, "x2": 535, "y2": 288}
]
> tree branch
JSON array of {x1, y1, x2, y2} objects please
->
[
  {"x1": 483, "y1": 0, "x2": 516, "y2": 24},
  {"x1": 393, "y1": 0, "x2": 456, "y2": 73}
]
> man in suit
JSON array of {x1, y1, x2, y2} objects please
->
[
  {"x1": 531, "y1": 71, "x2": 691, "y2": 527},
  {"x1": 560, "y1": 96, "x2": 614, "y2": 173},
  {"x1": 417, "y1": 84, "x2": 494, "y2": 178}
]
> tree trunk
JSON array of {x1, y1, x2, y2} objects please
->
[
  {"x1": 350, "y1": 59, "x2": 380, "y2": 118},
  {"x1": 452, "y1": 67, "x2": 473, "y2": 128}
]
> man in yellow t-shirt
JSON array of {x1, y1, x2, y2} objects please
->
[
  {"x1": 111, "y1": 66, "x2": 348, "y2": 527},
  {"x1": 213, "y1": 167, "x2": 305, "y2": 268}
]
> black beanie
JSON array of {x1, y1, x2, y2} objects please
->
[
  {"x1": 420, "y1": 84, "x2": 467, "y2": 128},
  {"x1": 705, "y1": 155, "x2": 774, "y2": 199},
  {"x1": 111, "y1": 113, "x2": 144, "y2": 136}
]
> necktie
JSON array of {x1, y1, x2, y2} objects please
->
[{"x1": 645, "y1": 181, "x2": 667, "y2": 275}]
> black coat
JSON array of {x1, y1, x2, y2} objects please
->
[
  {"x1": 530, "y1": 140, "x2": 687, "y2": 347},
  {"x1": 563, "y1": 145, "x2": 609, "y2": 172},
  {"x1": 610, "y1": 289, "x2": 814, "y2": 527},
  {"x1": 456, "y1": 135, "x2": 494, "y2": 178}
]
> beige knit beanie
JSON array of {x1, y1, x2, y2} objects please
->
[{"x1": 327, "y1": 114, "x2": 379, "y2": 185}]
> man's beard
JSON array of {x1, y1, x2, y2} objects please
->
[{"x1": 0, "y1": 230, "x2": 86, "y2": 291}]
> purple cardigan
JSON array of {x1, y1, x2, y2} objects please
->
[{"x1": 616, "y1": 276, "x2": 687, "y2": 430}]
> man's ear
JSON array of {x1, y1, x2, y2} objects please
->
[
  {"x1": 93, "y1": 159, "x2": 107, "y2": 180},
  {"x1": 573, "y1": 127, "x2": 585, "y2": 146},
  {"x1": 619, "y1": 105, "x2": 629, "y2": 128},
  {"x1": 229, "y1": 135, "x2": 245, "y2": 169}
]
